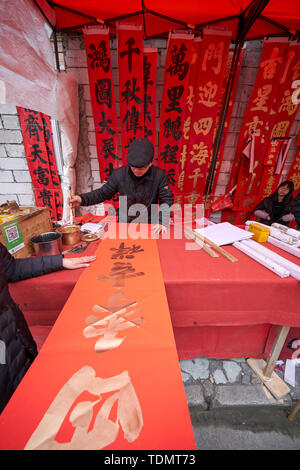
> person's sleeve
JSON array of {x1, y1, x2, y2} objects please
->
[
  {"x1": 1, "y1": 243, "x2": 63, "y2": 283},
  {"x1": 254, "y1": 209, "x2": 269, "y2": 219},
  {"x1": 80, "y1": 172, "x2": 118, "y2": 206},
  {"x1": 158, "y1": 171, "x2": 174, "y2": 227},
  {"x1": 254, "y1": 198, "x2": 268, "y2": 212}
]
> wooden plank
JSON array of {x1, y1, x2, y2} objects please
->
[
  {"x1": 184, "y1": 228, "x2": 219, "y2": 258},
  {"x1": 288, "y1": 400, "x2": 300, "y2": 421},
  {"x1": 247, "y1": 358, "x2": 290, "y2": 400},
  {"x1": 185, "y1": 226, "x2": 238, "y2": 263},
  {"x1": 264, "y1": 326, "x2": 290, "y2": 377}
]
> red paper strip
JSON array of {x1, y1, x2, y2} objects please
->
[
  {"x1": 287, "y1": 140, "x2": 300, "y2": 195},
  {"x1": 0, "y1": 229, "x2": 196, "y2": 450},
  {"x1": 117, "y1": 24, "x2": 144, "y2": 164},
  {"x1": 84, "y1": 26, "x2": 119, "y2": 182},
  {"x1": 182, "y1": 29, "x2": 231, "y2": 206},
  {"x1": 158, "y1": 32, "x2": 194, "y2": 193},
  {"x1": 143, "y1": 47, "x2": 157, "y2": 149},
  {"x1": 17, "y1": 107, "x2": 59, "y2": 220}
]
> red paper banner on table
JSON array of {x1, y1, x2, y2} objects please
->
[
  {"x1": 158, "y1": 32, "x2": 194, "y2": 193},
  {"x1": 143, "y1": 47, "x2": 157, "y2": 149},
  {"x1": 117, "y1": 24, "x2": 144, "y2": 164},
  {"x1": 83, "y1": 26, "x2": 119, "y2": 182},
  {"x1": 227, "y1": 38, "x2": 294, "y2": 211},
  {"x1": 181, "y1": 29, "x2": 231, "y2": 206},
  {"x1": 17, "y1": 107, "x2": 61, "y2": 220},
  {"x1": 0, "y1": 227, "x2": 195, "y2": 450}
]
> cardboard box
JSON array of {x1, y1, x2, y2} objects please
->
[{"x1": 0, "y1": 207, "x2": 53, "y2": 258}]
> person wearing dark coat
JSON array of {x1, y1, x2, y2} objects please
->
[
  {"x1": 253, "y1": 180, "x2": 295, "y2": 226},
  {"x1": 291, "y1": 191, "x2": 300, "y2": 230},
  {"x1": 70, "y1": 138, "x2": 174, "y2": 234},
  {"x1": 0, "y1": 243, "x2": 96, "y2": 413}
]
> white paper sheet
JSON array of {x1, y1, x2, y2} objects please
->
[{"x1": 195, "y1": 222, "x2": 253, "y2": 246}]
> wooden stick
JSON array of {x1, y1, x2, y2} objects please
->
[
  {"x1": 288, "y1": 399, "x2": 300, "y2": 421},
  {"x1": 264, "y1": 326, "x2": 290, "y2": 378},
  {"x1": 185, "y1": 226, "x2": 238, "y2": 263},
  {"x1": 69, "y1": 185, "x2": 73, "y2": 225},
  {"x1": 184, "y1": 228, "x2": 219, "y2": 258}
]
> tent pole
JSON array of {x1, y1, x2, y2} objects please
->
[
  {"x1": 53, "y1": 28, "x2": 60, "y2": 72},
  {"x1": 205, "y1": 39, "x2": 243, "y2": 196}
]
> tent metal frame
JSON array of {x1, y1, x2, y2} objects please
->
[{"x1": 35, "y1": 0, "x2": 300, "y2": 195}]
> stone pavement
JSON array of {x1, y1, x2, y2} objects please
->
[{"x1": 180, "y1": 357, "x2": 300, "y2": 410}]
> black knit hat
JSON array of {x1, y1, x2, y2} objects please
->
[{"x1": 126, "y1": 138, "x2": 154, "y2": 168}]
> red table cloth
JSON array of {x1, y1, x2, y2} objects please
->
[{"x1": 9, "y1": 227, "x2": 300, "y2": 360}]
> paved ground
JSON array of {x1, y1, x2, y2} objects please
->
[
  {"x1": 180, "y1": 357, "x2": 300, "y2": 409},
  {"x1": 180, "y1": 358, "x2": 300, "y2": 450}
]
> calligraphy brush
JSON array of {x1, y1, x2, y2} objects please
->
[{"x1": 69, "y1": 185, "x2": 73, "y2": 225}]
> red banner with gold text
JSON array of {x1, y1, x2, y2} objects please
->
[
  {"x1": 84, "y1": 26, "x2": 119, "y2": 182},
  {"x1": 117, "y1": 24, "x2": 144, "y2": 164},
  {"x1": 182, "y1": 29, "x2": 231, "y2": 207},
  {"x1": 143, "y1": 47, "x2": 157, "y2": 149},
  {"x1": 0, "y1": 228, "x2": 195, "y2": 450}
]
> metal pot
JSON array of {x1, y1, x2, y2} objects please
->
[
  {"x1": 31, "y1": 232, "x2": 62, "y2": 256},
  {"x1": 57, "y1": 224, "x2": 81, "y2": 246}
]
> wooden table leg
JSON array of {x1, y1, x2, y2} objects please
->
[
  {"x1": 288, "y1": 400, "x2": 300, "y2": 421},
  {"x1": 264, "y1": 326, "x2": 290, "y2": 378}
]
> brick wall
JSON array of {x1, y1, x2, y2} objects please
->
[{"x1": 1, "y1": 34, "x2": 300, "y2": 221}]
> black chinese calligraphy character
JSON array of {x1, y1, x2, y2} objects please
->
[
  {"x1": 122, "y1": 106, "x2": 142, "y2": 136},
  {"x1": 31, "y1": 144, "x2": 48, "y2": 164},
  {"x1": 165, "y1": 86, "x2": 184, "y2": 114},
  {"x1": 33, "y1": 166, "x2": 50, "y2": 186},
  {"x1": 163, "y1": 116, "x2": 182, "y2": 141},
  {"x1": 25, "y1": 113, "x2": 43, "y2": 141},
  {"x1": 104, "y1": 162, "x2": 114, "y2": 179},
  {"x1": 95, "y1": 79, "x2": 113, "y2": 108},
  {"x1": 143, "y1": 56, "x2": 153, "y2": 92},
  {"x1": 101, "y1": 138, "x2": 118, "y2": 160},
  {"x1": 167, "y1": 43, "x2": 189, "y2": 80},
  {"x1": 119, "y1": 37, "x2": 140, "y2": 74},
  {"x1": 98, "y1": 111, "x2": 116, "y2": 136},
  {"x1": 160, "y1": 144, "x2": 179, "y2": 164},
  {"x1": 110, "y1": 242, "x2": 144, "y2": 259},
  {"x1": 42, "y1": 117, "x2": 51, "y2": 143},
  {"x1": 37, "y1": 188, "x2": 53, "y2": 207},
  {"x1": 121, "y1": 78, "x2": 143, "y2": 105},
  {"x1": 166, "y1": 168, "x2": 176, "y2": 187},
  {"x1": 110, "y1": 261, "x2": 144, "y2": 278},
  {"x1": 88, "y1": 41, "x2": 110, "y2": 72}
]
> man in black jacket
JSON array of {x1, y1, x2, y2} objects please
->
[
  {"x1": 70, "y1": 138, "x2": 174, "y2": 234},
  {"x1": 0, "y1": 243, "x2": 95, "y2": 413}
]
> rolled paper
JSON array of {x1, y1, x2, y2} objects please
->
[
  {"x1": 241, "y1": 238, "x2": 300, "y2": 281},
  {"x1": 233, "y1": 241, "x2": 289, "y2": 278},
  {"x1": 268, "y1": 236, "x2": 300, "y2": 260}
]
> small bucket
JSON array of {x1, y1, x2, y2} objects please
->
[{"x1": 31, "y1": 232, "x2": 62, "y2": 256}]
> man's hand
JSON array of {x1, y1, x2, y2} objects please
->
[
  {"x1": 69, "y1": 195, "x2": 82, "y2": 208},
  {"x1": 62, "y1": 255, "x2": 96, "y2": 269},
  {"x1": 152, "y1": 224, "x2": 168, "y2": 235}
]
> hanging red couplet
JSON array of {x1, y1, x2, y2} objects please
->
[
  {"x1": 158, "y1": 32, "x2": 194, "y2": 195},
  {"x1": 227, "y1": 38, "x2": 290, "y2": 211},
  {"x1": 143, "y1": 47, "x2": 157, "y2": 149},
  {"x1": 288, "y1": 139, "x2": 300, "y2": 195},
  {"x1": 117, "y1": 24, "x2": 144, "y2": 164},
  {"x1": 84, "y1": 26, "x2": 119, "y2": 182},
  {"x1": 17, "y1": 107, "x2": 60, "y2": 220},
  {"x1": 182, "y1": 29, "x2": 231, "y2": 205}
]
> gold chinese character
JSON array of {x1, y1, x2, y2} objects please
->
[
  {"x1": 178, "y1": 170, "x2": 185, "y2": 190},
  {"x1": 186, "y1": 85, "x2": 194, "y2": 113},
  {"x1": 198, "y1": 81, "x2": 218, "y2": 107},
  {"x1": 244, "y1": 116, "x2": 263, "y2": 138},
  {"x1": 188, "y1": 168, "x2": 204, "y2": 189},
  {"x1": 292, "y1": 58, "x2": 300, "y2": 81},
  {"x1": 270, "y1": 120, "x2": 290, "y2": 138},
  {"x1": 183, "y1": 117, "x2": 191, "y2": 140},
  {"x1": 260, "y1": 46, "x2": 283, "y2": 80},
  {"x1": 190, "y1": 142, "x2": 209, "y2": 166},
  {"x1": 184, "y1": 191, "x2": 202, "y2": 205},
  {"x1": 250, "y1": 84, "x2": 272, "y2": 112},
  {"x1": 193, "y1": 117, "x2": 213, "y2": 136},
  {"x1": 180, "y1": 144, "x2": 188, "y2": 170},
  {"x1": 278, "y1": 89, "x2": 298, "y2": 116},
  {"x1": 202, "y1": 41, "x2": 224, "y2": 75},
  {"x1": 280, "y1": 50, "x2": 296, "y2": 84}
]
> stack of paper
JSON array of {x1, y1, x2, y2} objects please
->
[{"x1": 195, "y1": 222, "x2": 253, "y2": 246}]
